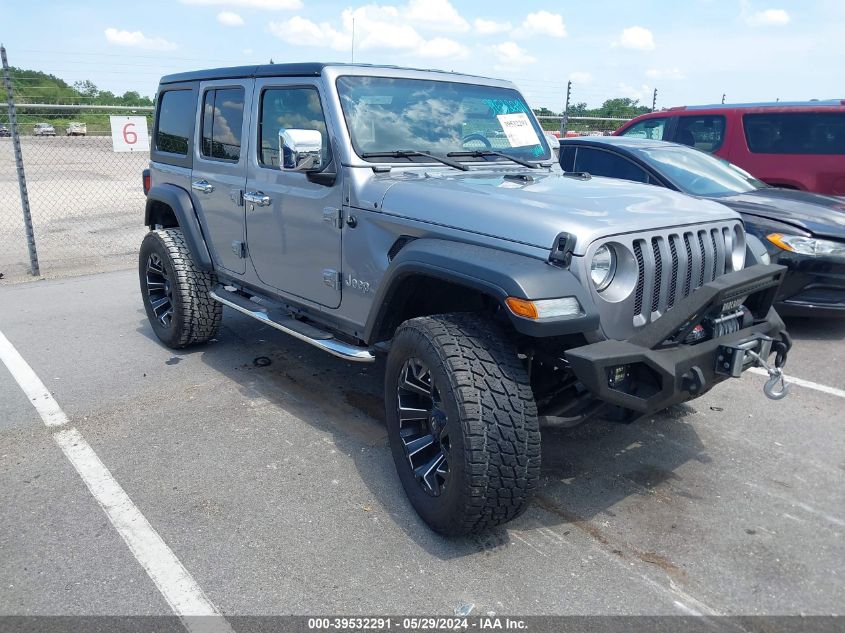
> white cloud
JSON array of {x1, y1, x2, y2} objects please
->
[
  {"x1": 569, "y1": 71, "x2": 592, "y2": 83},
  {"x1": 645, "y1": 67, "x2": 685, "y2": 80},
  {"x1": 405, "y1": 0, "x2": 469, "y2": 32},
  {"x1": 268, "y1": 16, "x2": 350, "y2": 51},
  {"x1": 243, "y1": 48, "x2": 254, "y2": 55},
  {"x1": 492, "y1": 41, "x2": 537, "y2": 66},
  {"x1": 217, "y1": 11, "x2": 245, "y2": 26},
  {"x1": 744, "y1": 7, "x2": 790, "y2": 26},
  {"x1": 179, "y1": 0, "x2": 302, "y2": 9},
  {"x1": 518, "y1": 11, "x2": 567, "y2": 38},
  {"x1": 104, "y1": 28, "x2": 177, "y2": 51},
  {"x1": 474, "y1": 18, "x2": 512, "y2": 35},
  {"x1": 614, "y1": 26, "x2": 655, "y2": 50},
  {"x1": 269, "y1": 7, "x2": 469, "y2": 58},
  {"x1": 416, "y1": 37, "x2": 469, "y2": 59}
]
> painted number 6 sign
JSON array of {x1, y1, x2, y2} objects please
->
[{"x1": 110, "y1": 116, "x2": 150, "y2": 153}]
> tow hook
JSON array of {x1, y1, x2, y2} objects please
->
[{"x1": 747, "y1": 340, "x2": 790, "y2": 400}]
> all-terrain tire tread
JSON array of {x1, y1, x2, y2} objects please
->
[
  {"x1": 397, "y1": 313, "x2": 541, "y2": 534},
  {"x1": 146, "y1": 228, "x2": 222, "y2": 347}
]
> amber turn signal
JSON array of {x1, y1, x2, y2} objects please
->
[{"x1": 505, "y1": 297, "x2": 540, "y2": 319}]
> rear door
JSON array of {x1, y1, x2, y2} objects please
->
[
  {"x1": 244, "y1": 78, "x2": 343, "y2": 308},
  {"x1": 190, "y1": 79, "x2": 253, "y2": 275}
]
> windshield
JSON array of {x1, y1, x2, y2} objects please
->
[
  {"x1": 638, "y1": 146, "x2": 766, "y2": 197},
  {"x1": 335, "y1": 75, "x2": 550, "y2": 163}
]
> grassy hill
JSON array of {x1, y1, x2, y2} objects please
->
[{"x1": 4, "y1": 67, "x2": 155, "y2": 135}]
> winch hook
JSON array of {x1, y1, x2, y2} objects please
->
[{"x1": 747, "y1": 349, "x2": 790, "y2": 401}]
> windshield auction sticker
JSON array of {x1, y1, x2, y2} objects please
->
[{"x1": 496, "y1": 112, "x2": 540, "y2": 147}]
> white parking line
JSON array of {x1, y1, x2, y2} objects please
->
[
  {"x1": 748, "y1": 367, "x2": 845, "y2": 399},
  {"x1": 0, "y1": 330, "x2": 232, "y2": 633}
]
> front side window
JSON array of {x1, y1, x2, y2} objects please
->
[
  {"x1": 335, "y1": 76, "x2": 550, "y2": 162},
  {"x1": 638, "y1": 146, "x2": 764, "y2": 197},
  {"x1": 675, "y1": 115, "x2": 725, "y2": 152},
  {"x1": 156, "y1": 90, "x2": 195, "y2": 155},
  {"x1": 743, "y1": 112, "x2": 845, "y2": 155},
  {"x1": 620, "y1": 117, "x2": 667, "y2": 140},
  {"x1": 258, "y1": 87, "x2": 329, "y2": 168},
  {"x1": 200, "y1": 88, "x2": 245, "y2": 161},
  {"x1": 573, "y1": 147, "x2": 650, "y2": 183}
]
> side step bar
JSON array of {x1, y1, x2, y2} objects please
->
[{"x1": 209, "y1": 286, "x2": 375, "y2": 363}]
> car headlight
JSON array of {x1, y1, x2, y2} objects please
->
[
  {"x1": 590, "y1": 245, "x2": 616, "y2": 291},
  {"x1": 766, "y1": 233, "x2": 845, "y2": 258}
]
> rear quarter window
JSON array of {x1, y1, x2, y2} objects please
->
[
  {"x1": 155, "y1": 90, "x2": 195, "y2": 155},
  {"x1": 620, "y1": 117, "x2": 668, "y2": 140},
  {"x1": 743, "y1": 112, "x2": 845, "y2": 155}
]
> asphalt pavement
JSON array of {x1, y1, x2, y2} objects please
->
[{"x1": 0, "y1": 270, "x2": 843, "y2": 617}]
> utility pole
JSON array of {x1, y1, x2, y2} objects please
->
[
  {"x1": 652, "y1": 88, "x2": 658, "y2": 112},
  {"x1": 1, "y1": 44, "x2": 39, "y2": 276},
  {"x1": 561, "y1": 80, "x2": 571, "y2": 137}
]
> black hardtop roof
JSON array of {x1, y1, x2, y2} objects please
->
[{"x1": 159, "y1": 62, "x2": 484, "y2": 85}]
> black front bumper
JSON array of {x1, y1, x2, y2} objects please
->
[{"x1": 565, "y1": 264, "x2": 790, "y2": 416}]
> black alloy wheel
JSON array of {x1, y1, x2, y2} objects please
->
[
  {"x1": 145, "y1": 252, "x2": 174, "y2": 328},
  {"x1": 396, "y1": 358, "x2": 451, "y2": 497}
]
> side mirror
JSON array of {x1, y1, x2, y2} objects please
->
[{"x1": 279, "y1": 128, "x2": 323, "y2": 171}]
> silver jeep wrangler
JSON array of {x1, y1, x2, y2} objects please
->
[{"x1": 140, "y1": 63, "x2": 791, "y2": 535}]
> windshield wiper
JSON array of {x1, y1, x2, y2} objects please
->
[
  {"x1": 447, "y1": 150, "x2": 541, "y2": 169},
  {"x1": 361, "y1": 150, "x2": 468, "y2": 171}
]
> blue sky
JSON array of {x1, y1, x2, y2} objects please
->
[{"x1": 0, "y1": 0, "x2": 841, "y2": 110}]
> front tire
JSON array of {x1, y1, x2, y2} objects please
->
[
  {"x1": 139, "y1": 228, "x2": 222, "y2": 349},
  {"x1": 385, "y1": 314, "x2": 541, "y2": 535}
]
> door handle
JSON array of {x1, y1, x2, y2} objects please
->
[
  {"x1": 244, "y1": 191, "x2": 272, "y2": 207},
  {"x1": 191, "y1": 180, "x2": 214, "y2": 194}
]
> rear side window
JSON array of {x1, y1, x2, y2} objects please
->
[
  {"x1": 620, "y1": 117, "x2": 667, "y2": 140},
  {"x1": 573, "y1": 147, "x2": 650, "y2": 183},
  {"x1": 743, "y1": 112, "x2": 845, "y2": 155},
  {"x1": 155, "y1": 90, "x2": 195, "y2": 155},
  {"x1": 201, "y1": 88, "x2": 245, "y2": 162},
  {"x1": 675, "y1": 115, "x2": 725, "y2": 152}
]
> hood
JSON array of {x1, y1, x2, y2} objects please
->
[
  {"x1": 719, "y1": 188, "x2": 845, "y2": 240},
  {"x1": 372, "y1": 167, "x2": 738, "y2": 255}
]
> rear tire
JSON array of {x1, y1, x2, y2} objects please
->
[
  {"x1": 139, "y1": 228, "x2": 222, "y2": 349},
  {"x1": 385, "y1": 313, "x2": 541, "y2": 535}
]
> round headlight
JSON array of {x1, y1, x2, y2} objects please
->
[{"x1": 591, "y1": 245, "x2": 616, "y2": 291}]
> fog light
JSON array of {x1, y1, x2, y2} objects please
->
[{"x1": 607, "y1": 365, "x2": 628, "y2": 388}]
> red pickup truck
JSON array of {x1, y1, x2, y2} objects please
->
[{"x1": 614, "y1": 101, "x2": 845, "y2": 196}]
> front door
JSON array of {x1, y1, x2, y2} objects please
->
[
  {"x1": 190, "y1": 79, "x2": 253, "y2": 275},
  {"x1": 245, "y1": 79, "x2": 343, "y2": 308}
]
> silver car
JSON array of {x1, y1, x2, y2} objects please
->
[{"x1": 32, "y1": 123, "x2": 56, "y2": 137}]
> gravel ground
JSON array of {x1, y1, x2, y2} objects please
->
[{"x1": 0, "y1": 136, "x2": 147, "y2": 283}]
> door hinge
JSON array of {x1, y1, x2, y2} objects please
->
[
  {"x1": 322, "y1": 269, "x2": 342, "y2": 290},
  {"x1": 323, "y1": 206, "x2": 343, "y2": 229},
  {"x1": 232, "y1": 240, "x2": 247, "y2": 259}
]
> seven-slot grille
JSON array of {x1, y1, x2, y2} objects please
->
[{"x1": 632, "y1": 226, "x2": 735, "y2": 324}]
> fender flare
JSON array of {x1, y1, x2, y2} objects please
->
[
  {"x1": 145, "y1": 184, "x2": 214, "y2": 272},
  {"x1": 364, "y1": 238, "x2": 599, "y2": 341}
]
